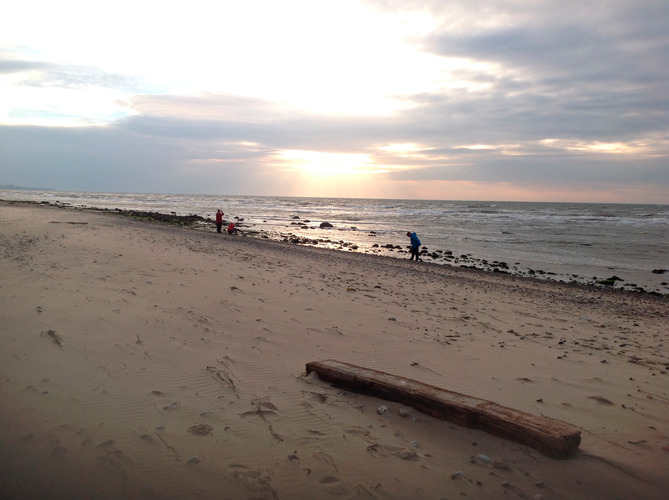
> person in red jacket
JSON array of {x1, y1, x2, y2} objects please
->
[
  {"x1": 227, "y1": 222, "x2": 238, "y2": 235},
  {"x1": 215, "y1": 210, "x2": 224, "y2": 233}
]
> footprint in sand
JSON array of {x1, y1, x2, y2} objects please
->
[
  {"x1": 313, "y1": 451, "x2": 338, "y2": 471},
  {"x1": 50, "y1": 446, "x2": 67, "y2": 457},
  {"x1": 366, "y1": 443, "x2": 386, "y2": 458},
  {"x1": 366, "y1": 443, "x2": 418, "y2": 460},
  {"x1": 41, "y1": 329, "x2": 63, "y2": 347},
  {"x1": 319, "y1": 476, "x2": 340, "y2": 485},
  {"x1": 139, "y1": 434, "x2": 155, "y2": 444},
  {"x1": 187, "y1": 423, "x2": 213, "y2": 436},
  {"x1": 588, "y1": 395, "x2": 615, "y2": 405},
  {"x1": 318, "y1": 475, "x2": 347, "y2": 495},
  {"x1": 19, "y1": 433, "x2": 34, "y2": 443}
]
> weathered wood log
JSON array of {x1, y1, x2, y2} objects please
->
[{"x1": 305, "y1": 359, "x2": 581, "y2": 458}]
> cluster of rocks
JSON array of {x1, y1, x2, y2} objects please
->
[
  {"x1": 283, "y1": 217, "x2": 357, "y2": 249},
  {"x1": 36, "y1": 201, "x2": 211, "y2": 228},
  {"x1": 281, "y1": 233, "x2": 359, "y2": 251},
  {"x1": 39, "y1": 201, "x2": 258, "y2": 234},
  {"x1": 373, "y1": 243, "x2": 512, "y2": 272},
  {"x1": 269, "y1": 216, "x2": 667, "y2": 295},
  {"x1": 112, "y1": 209, "x2": 210, "y2": 226},
  {"x1": 289, "y1": 217, "x2": 334, "y2": 230},
  {"x1": 104, "y1": 207, "x2": 251, "y2": 232}
]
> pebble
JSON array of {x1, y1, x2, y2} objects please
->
[
  {"x1": 398, "y1": 408, "x2": 411, "y2": 417},
  {"x1": 377, "y1": 405, "x2": 388, "y2": 415},
  {"x1": 475, "y1": 454, "x2": 492, "y2": 463}
]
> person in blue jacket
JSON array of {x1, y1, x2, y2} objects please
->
[{"x1": 406, "y1": 231, "x2": 421, "y2": 261}]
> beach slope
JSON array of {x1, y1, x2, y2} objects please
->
[{"x1": 1, "y1": 201, "x2": 668, "y2": 499}]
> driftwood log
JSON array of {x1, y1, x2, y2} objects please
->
[{"x1": 305, "y1": 359, "x2": 581, "y2": 458}]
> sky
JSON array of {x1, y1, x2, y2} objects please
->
[{"x1": 1, "y1": 0, "x2": 668, "y2": 203}]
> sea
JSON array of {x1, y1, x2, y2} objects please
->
[{"x1": 2, "y1": 189, "x2": 668, "y2": 295}]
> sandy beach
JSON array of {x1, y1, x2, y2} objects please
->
[{"x1": 1, "y1": 201, "x2": 668, "y2": 499}]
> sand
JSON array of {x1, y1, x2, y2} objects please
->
[{"x1": 1, "y1": 201, "x2": 668, "y2": 500}]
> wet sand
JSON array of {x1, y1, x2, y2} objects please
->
[{"x1": 1, "y1": 201, "x2": 668, "y2": 499}]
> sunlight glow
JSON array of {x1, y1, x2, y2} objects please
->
[
  {"x1": 572, "y1": 142, "x2": 635, "y2": 154},
  {"x1": 453, "y1": 143, "x2": 526, "y2": 156},
  {"x1": 377, "y1": 143, "x2": 431, "y2": 156},
  {"x1": 276, "y1": 150, "x2": 376, "y2": 176},
  {"x1": 539, "y1": 138, "x2": 649, "y2": 155},
  {"x1": 454, "y1": 144, "x2": 496, "y2": 150}
]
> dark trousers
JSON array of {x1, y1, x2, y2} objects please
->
[
  {"x1": 410, "y1": 246, "x2": 420, "y2": 260},
  {"x1": 216, "y1": 223, "x2": 222, "y2": 233}
]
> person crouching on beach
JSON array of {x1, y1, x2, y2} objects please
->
[
  {"x1": 215, "y1": 210, "x2": 224, "y2": 233},
  {"x1": 227, "y1": 222, "x2": 238, "y2": 235},
  {"x1": 407, "y1": 231, "x2": 421, "y2": 261}
]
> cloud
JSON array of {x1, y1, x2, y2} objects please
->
[
  {"x1": 4, "y1": 81, "x2": 666, "y2": 196},
  {"x1": 0, "y1": 57, "x2": 141, "y2": 90},
  {"x1": 1, "y1": 1, "x2": 668, "y2": 202}
]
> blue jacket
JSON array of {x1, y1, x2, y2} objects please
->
[{"x1": 409, "y1": 232, "x2": 421, "y2": 248}]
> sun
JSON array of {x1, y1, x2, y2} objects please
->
[
  {"x1": 276, "y1": 150, "x2": 376, "y2": 177},
  {"x1": 269, "y1": 149, "x2": 391, "y2": 198}
]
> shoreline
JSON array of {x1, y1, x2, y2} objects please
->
[
  {"x1": 8, "y1": 198, "x2": 668, "y2": 297},
  {"x1": 1, "y1": 201, "x2": 668, "y2": 499}
]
